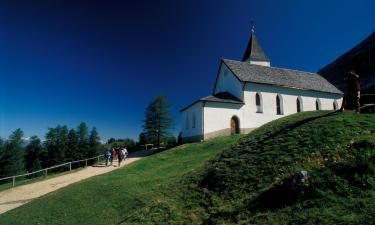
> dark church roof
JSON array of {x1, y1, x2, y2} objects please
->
[
  {"x1": 201, "y1": 92, "x2": 243, "y2": 104},
  {"x1": 180, "y1": 92, "x2": 243, "y2": 112},
  {"x1": 223, "y1": 59, "x2": 343, "y2": 95},
  {"x1": 242, "y1": 32, "x2": 270, "y2": 62}
]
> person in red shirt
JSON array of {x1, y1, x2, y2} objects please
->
[{"x1": 339, "y1": 70, "x2": 361, "y2": 113}]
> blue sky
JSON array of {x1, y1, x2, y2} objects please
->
[{"x1": 0, "y1": 0, "x2": 374, "y2": 141}]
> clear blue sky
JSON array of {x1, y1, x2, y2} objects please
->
[{"x1": 0, "y1": 0, "x2": 374, "y2": 141}]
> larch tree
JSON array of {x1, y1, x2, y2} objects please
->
[
  {"x1": 25, "y1": 136, "x2": 44, "y2": 173},
  {"x1": 88, "y1": 127, "x2": 101, "y2": 157},
  {"x1": 142, "y1": 95, "x2": 174, "y2": 150},
  {"x1": 0, "y1": 129, "x2": 25, "y2": 177},
  {"x1": 78, "y1": 122, "x2": 90, "y2": 158}
]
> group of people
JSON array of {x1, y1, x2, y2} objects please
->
[{"x1": 104, "y1": 147, "x2": 128, "y2": 167}]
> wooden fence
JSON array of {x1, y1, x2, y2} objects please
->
[{"x1": 0, "y1": 155, "x2": 103, "y2": 188}]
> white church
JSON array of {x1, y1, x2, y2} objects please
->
[{"x1": 180, "y1": 30, "x2": 343, "y2": 143}]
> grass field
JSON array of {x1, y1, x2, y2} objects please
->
[
  {"x1": 0, "y1": 135, "x2": 242, "y2": 225},
  {"x1": 1, "y1": 110, "x2": 374, "y2": 225},
  {"x1": 125, "y1": 110, "x2": 375, "y2": 224}
]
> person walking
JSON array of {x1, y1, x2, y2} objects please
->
[
  {"x1": 122, "y1": 148, "x2": 128, "y2": 160},
  {"x1": 116, "y1": 148, "x2": 124, "y2": 167},
  {"x1": 339, "y1": 70, "x2": 361, "y2": 113},
  {"x1": 104, "y1": 149, "x2": 111, "y2": 167},
  {"x1": 110, "y1": 148, "x2": 115, "y2": 166}
]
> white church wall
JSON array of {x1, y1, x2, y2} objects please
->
[
  {"x1": 180, "y1": 101, "x2": 203, "y2": 142},
  {"x1": 242, "y1": 83, "x2": 343, "y2": 128},
  {"x1": 213, "y1": 63, "x2": 243, "y2": 100},
  {"x1": 203, "y1": 102, "x2": 244, "y2": 139}
]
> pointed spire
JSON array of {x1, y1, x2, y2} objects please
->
[{"x1": 242, "y1": 25, "x2": 270, "y2": 66}]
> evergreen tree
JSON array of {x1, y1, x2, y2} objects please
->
[
  {"x1": 0, "y1": 129, "x2": 25, "y2": 177},
  {"x1": 46, "y1": 125, "x2": 68, "y2": 166},
  {"x1": 0, "y1": 137, "x2": 5, "y2": 178},
  {"x1": 88, "y1": 127, "x2": 101, "y2": 157},
  {"x1": 66, "y1": 129, "x2": 80, "y2": 161},
  {"x1": 138, "y1": 132, "x2": 148, "y2": 146},
  {"x1": 78, "y1": 122, "x2": 90, "y2": 158},
  {"x1": 142, "y1": 95, "x2": 174, "y2": 150},
  {"x1": 25, "y1": 136, "x2": 43, "y2": 173}
]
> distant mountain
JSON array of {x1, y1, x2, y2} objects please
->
[{"x1": 318, "y1": 30, "x2": 375, "y2": 104}]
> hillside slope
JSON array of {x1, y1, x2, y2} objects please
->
[
  {"x1": 129, "y1": 111, "x2": 375, "y2": 224},
  {"x1": 0, "y1": 135, "x2": 241, "y2": 225},
  {"x1": 1, "y1": 111, "x2": 374, "y2": 225}
]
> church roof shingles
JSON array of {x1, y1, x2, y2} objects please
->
[
  {"x1": 223, "y1": 59, "x2": 343, "y2": 95},
  {"x1": 242, "y1": 33, "x2": 270, "y2": 62},
  {"x1": 180, "y1": 92, "x2": 243, "y2": 112},
  {"x1": 200, "y1": 92, "x2": 243, "y2": 104}
]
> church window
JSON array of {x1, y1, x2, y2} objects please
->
[
  {"x1": 192, "y1": 113, "x2": 196, "y2": 128},
  {"x1": 255, "y1": 93, "x2": 263, "y2": 113},
  {"x1": 297, "y1": 97, "x2": 303, "y2": 113},
  {"x1": 185, "y1": 115, "x2": 189, "y2": 130},
  {"x1": 316, "y1": 99, "x2": 321, "y2": 110},
  {"x1": 276, "y1": 94, "x2": 283, "y2": 115}
]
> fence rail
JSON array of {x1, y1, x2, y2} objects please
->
[{"x1": 0, "y1": 155, "x2": 103, "y2": 188}]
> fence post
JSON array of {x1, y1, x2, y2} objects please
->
[
  {"x1": 12, "y1": 176, "x2": 15, "y2": 187},
  {"x1": 97, "y1": 156, "x2": 99, "y2": 165},
  {"x1": 69, "y1": 162, "x2": 72, "y2": 171},
  {"x1": 85, "y1": 159, "x2": 88, "y2": 167}
]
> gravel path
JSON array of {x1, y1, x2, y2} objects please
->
[{"x1": 0, "y1": 150, "x2": 154, "y2": 215}]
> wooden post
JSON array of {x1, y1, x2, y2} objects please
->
[
  {"x1": 69, "y1": 162, "x2": 72, "y2": 171},
  {"x1": 12, "y1": 176, "x2": 15, "y2": 187},
  {"x1": 97, "y1": 156, "x2": 99, "y2": 165},
  {"x1": 85, "y1": 159, "x2": 88, "y2": 167}
]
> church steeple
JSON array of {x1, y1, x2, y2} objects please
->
[{"x1": 242, "y1": 26, "x2": 270, "y2": 67}]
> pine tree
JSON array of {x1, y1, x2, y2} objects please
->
[
  {"x1": 88, "y1": 127, "x2": 101, "y2": 157},
  {"x1": 66, "y1": 129, "x2": 80, "y2": 161},
  {"x1": 25, "y1": 136, "x2": 43, "y2": 173},
  {"x1": 78, "y1": 122, "x2": 90, "y2": 158},
  {"x1": 142, "y1": 95, "x2": 174, "y2": 150},
  {"x1": 0, "y1": 129, "x2": 25, "y2": 177},
  {"x1": 46, "y1": 126, "x2": 68, "y2": 166}
]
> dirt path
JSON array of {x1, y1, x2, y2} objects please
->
[{"x1": 0, "y1": 150, "x2": 154, "y2": 215}]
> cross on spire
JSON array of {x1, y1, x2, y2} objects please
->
[{"x1": 251, "y1": 21, "x2": 255, "y2": 34}]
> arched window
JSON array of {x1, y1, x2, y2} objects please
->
[
  {"x1": 185, "y1": 115, "x2": 189, "y2": 130},
  {"x1": 255, "y1": 93, "x2": 263, "y2": 113},
  {"x1": 192, "y1": 113, "x2": 196, "y2": 128},
  {"x1": 276, "y1": 94, "x2": 283, "y2": 115},
  {"x1": 316, "y1": 99, "x2": 321, "y2": 110},
  {"x1": 333, "y1": 100, "x2": 338, "y2": 110},
  {"x1": 297, "y1": 97, "x2": 302, "y2": 113}
]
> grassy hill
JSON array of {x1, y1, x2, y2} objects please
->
[
  {"x1": 1, "y1": 110, "x2": 374, "y2": 224},
  {"x1": 0, "y1": 135, "x2": 242, "y2": 225}
]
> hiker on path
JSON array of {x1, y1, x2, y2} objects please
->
[
  {"x1": 122, "y1": 148, "x2": 128, "y2": 160},
  {"x1": 339, "y1": 70, "x2": 361, "y2": 113},
  {"x1": 104, "y1": 149, "x2": 111, "y2": 167},
  {"x1": 110, "y1": 148, "x2": 115, "y2": 166},
  {"x1": 116, "y1": 148, "x2": 124, "y2": 167}
]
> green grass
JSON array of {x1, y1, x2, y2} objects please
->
[
  {"x1": 0, "y1": 135, "x2": 242, "y2": 225},
  {"x1": 2, "y1": 110, "x2": 375, "y2": 225},
  {"x1": 122, "y1": 111, "x2": 375, "y2": 224},
  {"x1": 182, "y1": 111, "x2": 375, "y2": 224}
]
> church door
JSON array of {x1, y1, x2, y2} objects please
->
[{"x1": 230, "y1": 116, "x2": 240, "y2": 135}]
